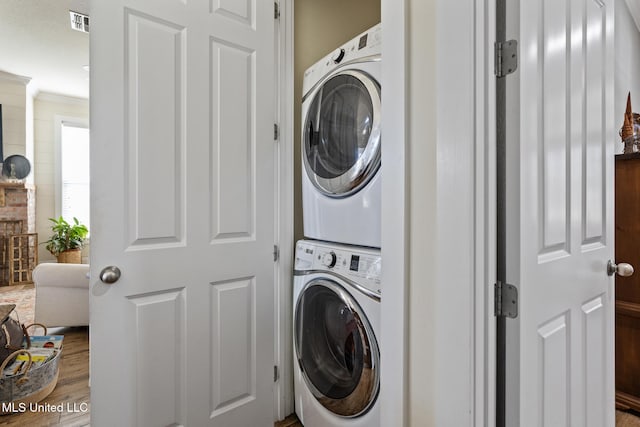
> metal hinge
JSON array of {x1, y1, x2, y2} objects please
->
[
  {"x1": 494, "y1": 40, "x2": 518, "y2": 78},
  {"x1": 274, "y1": 123, "x2": 279, "y2": 141},
  {"x1": 494, "y1": 281, "x2": 518, "y2": 318},
  {"x1": 273, "y1": 245, "x2": 279, "y2": 262},
  {"x1": 274, "y1": 2, "x2": 280, "y2": 19},
  {"x1": 274, "y1": 365, "x2": 279, "y2": 382}
]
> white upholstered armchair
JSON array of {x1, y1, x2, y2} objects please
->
[{"x1": 32, "y1": 263, "x2": 90, "y2": 327}]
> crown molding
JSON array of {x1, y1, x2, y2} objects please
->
[
  {"x1": 36, "y1": 92, "x2": 89, "y2": 107},
  {"x1": 0, "y1": 70, "x2": 31, "y2": 86}
]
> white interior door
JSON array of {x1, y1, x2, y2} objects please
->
[
  {"x1": 505, "y1": 0, "x2": 615, "y2": 425},
  {"x1": 89, "y1": 1, "x2": 276, "y2": 426}
]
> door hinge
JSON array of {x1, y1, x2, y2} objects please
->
[
  {"x1": 274, "y1": 2, "x2": 280, "y2": 19},
  {"x1": 494, "y1": 281, "x2": 518, "y2": 318},
  {"x1": 274, "y1": 123, "x2": 279, "y2": 141},
  {"x1": 274, "y1": 365, "x2": 279, "y2": 382},
  {"x1": 273, "y1": 244, "x2": 279, "y2": 262},
  {"x1": 494, "y1": 40, "x2": 518, "y2": 78}
]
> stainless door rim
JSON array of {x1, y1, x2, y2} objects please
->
[
  {"x1": 294, "y1": 278, "x2": 380, "y2": 418},
  {"x1": 302, "y1": 69, "x2": 381, "y2": 198}
]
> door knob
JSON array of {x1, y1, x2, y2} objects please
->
[
  {"x1": 607, "y1": 260, "x2": 634, "y2": 277},
  {"x1": 99, "y1": 266, "x2": 121, "y2": 284}
]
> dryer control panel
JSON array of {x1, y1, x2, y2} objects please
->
[
  {"x1": 294, "y1": 240, "x2": 382, "y2": 295},
  {"x1": 302, "y1": 23, "x2": 381, "y2": 96}
]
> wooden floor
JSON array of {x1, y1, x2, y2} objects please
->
[
  {"x1": 275, "y1": 413, "x2": 303, "y2": 427},
  {"x1": 0, "y1": 326, "x2": 90, "y2": 427}
]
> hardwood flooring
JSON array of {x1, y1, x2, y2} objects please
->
[{"x1": 275, "y1": 413, "x2": 303, "y2": 427}]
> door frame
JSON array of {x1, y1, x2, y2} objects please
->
[
  {"x1": 434, "y1": 0, "x2": 498, "y2": 424},
  {"x1": 475, "y1": 0, "x2": 498, "y2": 425},
  {"x1": 275, "y1": 0, "x2": 295, "y2": 421},
  {"x1": 379, "y1": 0, "x2": 496, "y2": 426}
]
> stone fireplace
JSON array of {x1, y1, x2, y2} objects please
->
[
  {"x1": 0, "y1": 182, "x2": 36, "y2": 232},
  {"x1": 0, "y1": 182, "x2": 36, "y2": 285}
]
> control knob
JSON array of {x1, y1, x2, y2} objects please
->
[
  {"x1": 331, "y1": 48, "x2": 345, "y2": 64},
  {"x1": 321, "y1": 252, "x2": 337, "y2": 268}
]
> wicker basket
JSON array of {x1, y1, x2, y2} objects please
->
[
  {"x1": 56, "y1": 249, "x2": 81, "y2": 264},
  {"x1": 0, "y1": 348, "x2": 61, "y2": 413}
]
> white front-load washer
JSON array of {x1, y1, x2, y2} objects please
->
[
  {"x1": 293, "y1": 239, "x2": 381, "y2": 427},
  {"x1": 301, "y1": 24, "x2": 381, "y2": 248}
]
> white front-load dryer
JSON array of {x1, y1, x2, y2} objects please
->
[
  {"x1": 301, "y1": 24, "x2": 382, "y2": 248},
  {"x1": 293, "y1": 240, "x2": 381, "y2": 427}
]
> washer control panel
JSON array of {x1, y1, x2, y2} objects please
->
[
  {"x1": 295, "y1": 240, "x2": 381, "y2": 294},
  {"x1": 302, "y1": 23, "x2": 381, "y2": 96}
]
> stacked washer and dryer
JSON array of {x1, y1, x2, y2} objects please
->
[{"x1": 294, "y1": 23, "x2": 382, "y2": 427}]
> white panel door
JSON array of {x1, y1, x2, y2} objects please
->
[
  {"x1": 89, "y1": 1, "x2": 276, "y2": 426},
  {"x1": 505, "y1": 0, "x2": 615, "y2": 426}
]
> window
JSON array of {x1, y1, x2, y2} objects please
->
[{"x1": 60, "y1": 123, "x2": 90, "y2": 230}]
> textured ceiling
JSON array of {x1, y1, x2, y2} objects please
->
[{"x1": 0, "y1": 0, "x2": 90, "y2": 99}]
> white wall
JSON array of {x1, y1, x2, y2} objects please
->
[
  {"x1": 616, "y1": 0, "x2": 640, "y2": 154},
  {"x1": 25, "y1": 86, "x2": 35, "y2": 185},
  {"x1": 0, "y1": 71, "x2": 31, "y2": 159},
  {"x1": 407, "y1": 0, "x2": 437, "y2": 423},
  {"x1": 34, "y1": 92, "x2": 89, "y2": 262}
]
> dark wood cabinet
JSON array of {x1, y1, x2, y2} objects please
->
[{"x1": 615, "y1": 153, "x2": 640, "y2": 410}]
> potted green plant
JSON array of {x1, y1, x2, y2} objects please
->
[{"x1": 44, "y1": 216, "x2": 89, "y2": 263}]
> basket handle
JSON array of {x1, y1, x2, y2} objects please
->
[
  {"x1": 0, "y1": 349, "x2": 33, "y2": 385},
  {"x1": 23, "y1": 323, "x2": 48, "y2": 347}
]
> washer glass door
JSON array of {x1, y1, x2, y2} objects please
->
[
  {"x1": 294, "y1": 279, "x2": 379, "y2": 417},
  {"x1": 303, "y1": 69, "x2": 381, "y2": 197}
]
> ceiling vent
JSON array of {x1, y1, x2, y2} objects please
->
[{"x1": 69, "y1": 11, "x2": 89, "y2": 33}]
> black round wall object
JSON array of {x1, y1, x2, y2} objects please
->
[{"x1": 2, "y1": 155, "x2": 31, "y2": 179}]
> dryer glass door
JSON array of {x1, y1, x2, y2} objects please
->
[
  {"x1": 294, "y1": 279, "x2": 379, "y2": 417},
  {"x1": 303, "y1": 70, "x2": 381, "y2": 197}
]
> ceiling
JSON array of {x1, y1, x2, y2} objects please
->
[{"x1": 0, "y1": 0, "x2": 89, "y2": 99}]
